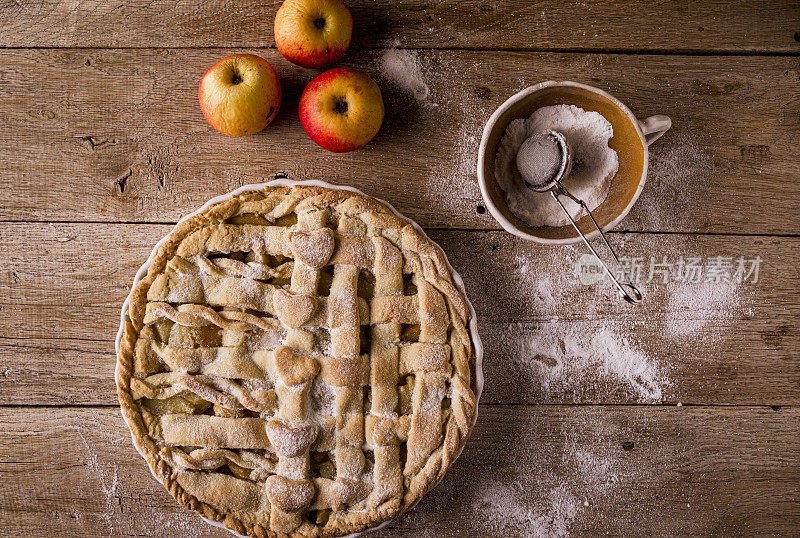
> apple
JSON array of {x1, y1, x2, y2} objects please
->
[
  {"x1": 199, "y1": 54, "x2": 282, "y2": 137},
  {"x1": 274, "y1": 0, "x2": 353, "y2": 69},
  {"x1": 299, "y1": 68, "x2": 384, "y2": 153}
]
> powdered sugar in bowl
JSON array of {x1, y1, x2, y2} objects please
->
[{"x1": 477, "y1": 81, "x2": 671, "y2": 244}]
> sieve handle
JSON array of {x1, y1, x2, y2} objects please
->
[
  {"x1": 550, "y1": 187, "x2": 643, "y2": 304},
  {"x1": 638, "y1": 115, "x2": 672, "y2": 146}
]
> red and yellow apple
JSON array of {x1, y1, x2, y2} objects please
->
[
  {"x1": 274, "y1": 0, "x2": 353, "y2": 68},
  {"x1": 299, "y1": 68, "x2": 384, "y2": 152},
  {"x1": 199, "y1": 54, "x2": 282, "y2": 137}
]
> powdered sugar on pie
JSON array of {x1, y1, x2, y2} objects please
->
[{"x1": 116, "y1": 185, "x2": 479, "y2": 537}]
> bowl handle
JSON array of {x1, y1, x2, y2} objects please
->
[{"x1": 638, "y1": 115, "x2": 672, "y2": 146}]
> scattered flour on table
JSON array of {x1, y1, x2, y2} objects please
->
[
  {"x1": 638, "y1": 134, "x2": 714, "y2": 228},
  {"x1": 77, "y1": 412, "x2": 211, "y2": 537},
  {"x1": 530, "y1": 273, "x2": 558, "y2": 309},
  {"x1": 78, "y1": 418, "x2": 120, "y2": 536},
  {"x1": 414, "y1": 125, "x2": 482, "y2": 213},
  {"x1": 513, "y1": 228, "x2": 751, "y2": 402},
  {"x1": 473, "y1": 428, "x2": 618, "y2": 536},
  {"x1": 421, "y1": 116, "x2": 485, "y2": 209},
  {"x1": 398, "y1": 411, "x2": 622, "y2": 536},
  {"x1": 511, "y1": 252, "x2": 670, "y2": 402},
  {"x1": 649, "y1": 135, "x2": 712, "y2": 190},
  {"x1": 520, "y1": 325, "x2": 670, "y2": 402},
  {"x1": 665, "y1": 280, "x2": 741, "y2": 337},
  {"x1": 377, "y1": 43, "x2": 487, "y2": 214},
  {"x1": 477, "y1": 482, "x2": 580, "y2": 537},
  {"x1": 513, "y1": 251, "x2": 577, "y2": 322},
  {"x1": 147, "y1": 512, "x2": 212, "y2": 537},
  {"x1": 451, "y1": 130, "x2": 481, "y2": 185},
  {"x1": 611, "y1": 233, "x2": 749, "y2": 341},
  {"x1": 566, "y1": 439, "x2": 617, "y2": 488},
  {"x1": 379, "y1": 47, "x2": 431, "y2": 103}
]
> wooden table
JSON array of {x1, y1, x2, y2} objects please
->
[{"x1": 1, "y1": 1, "x2": 799, "y2": 535}]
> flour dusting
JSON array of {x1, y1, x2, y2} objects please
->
[
  {"x1": 566, "y1": 437, "x2": 618, "y2": 488},
  {"x1": 531, "y1": 273, "x2": 558, "y2": 312},
  {"x1": 478, "y1": 482, "x2": 580, "y2": 537},
  {"x1": 639, "y1": 134, "x2": 714, "y2": 228},
  {"x1": 422, "y1": 121, "x2": 483, "y2": 208},
  {"x1": 379, "y1": 47, "x2": 431, "y2": 103},
  {"x1": 511, "y1": 250, "x2": 671, "y2": 402},
  {"x1": 666, "y1": 280, "x2": 741, "y2": 337},
  {"x1": 512, "y1": 226, "x2": 754, "y2": 402},
  {"x1": 148, "y1": 512, "x2": 211, "y2": 537},
  {"x1": 79, "y1": 428, "x2": 119, "y2": 535},
  {"x1": 472, "y1": 426, "x2": 619, "y2": 536},
  {"x1": 649, "y1": 135, "x2": 712, "y2": 188},
  {"x1": 452, "y1": 132, "x2": 480, "y2": 184},
  {"x1": 520, "y1": 325, "x2": 669, "y2": 402}
]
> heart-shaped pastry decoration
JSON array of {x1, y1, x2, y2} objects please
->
[
  {"x1": 290, "y1": 228, "x2": 334, "y2": 269},
  {"x1": 265, "y1": 475, "x2": 315, "y2": 513},
  {"x1": 266, "y1": 420, "x2": 318, "y2": 457},
  {"x1": 272, "y1": 288, "x2": 317, "y2": 329},
  {"x1": 273, "y1": 346, "x2": 319, "y2": 386}
]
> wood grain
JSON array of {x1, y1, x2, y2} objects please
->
[
  {"x1": 0, "y1": 406, "x2": 796, "y2": 536},
  {"x1": 2, "y1": 223, "x2": 798, "y2": 406},
  {"x1": 1, "y1": 1, "x2": 797, "y2": 534},
  {"x1": 0, "y1": 0, "x2": 798, "y2": 53},
  {"x1": 1, "y1": 49, "x2": 798, "y2": 233}
]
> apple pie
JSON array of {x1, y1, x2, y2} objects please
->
[{"x1": 116, "y1": 185, "x2": 479, "y2": 536}]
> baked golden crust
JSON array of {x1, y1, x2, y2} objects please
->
[{"x1": 116, "y1": 185, "x2": 478, "y2": 537}]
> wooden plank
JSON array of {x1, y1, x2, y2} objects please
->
[
  {"x1": 1, "y1": 223, "x2": 798, "y2": 406},
  {"x1": 0, "y1": 0, "x2": 798, "y2": 53},
  {"x1": 0, "y1": 406, "x2": 796, "y2": 536},
  {"x1": 1, "y1": 49, "x2": 798, "y2": 233}
]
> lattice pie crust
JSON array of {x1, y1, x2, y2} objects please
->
[{"x1": 116, "y1": 186, "x2": 478, "y2": 537}]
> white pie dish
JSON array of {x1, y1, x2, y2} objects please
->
[{"x1": 114, "y1": 178, "x2": 484, "y2": 537}]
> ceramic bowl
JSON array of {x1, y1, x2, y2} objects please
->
[{"x1": 477, "y1": 81, "x2": 671, "y2": 244}]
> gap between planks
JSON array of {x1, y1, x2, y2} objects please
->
[
  {"x1": 3, "y1": 220, "x2": 800, "y2": 239},
  {"x1": 0, "y1": 45, "x2": 798, "y2": 57},
  {"x1": 0, "y1": 403, "x2": 792, "y2": 409}
]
